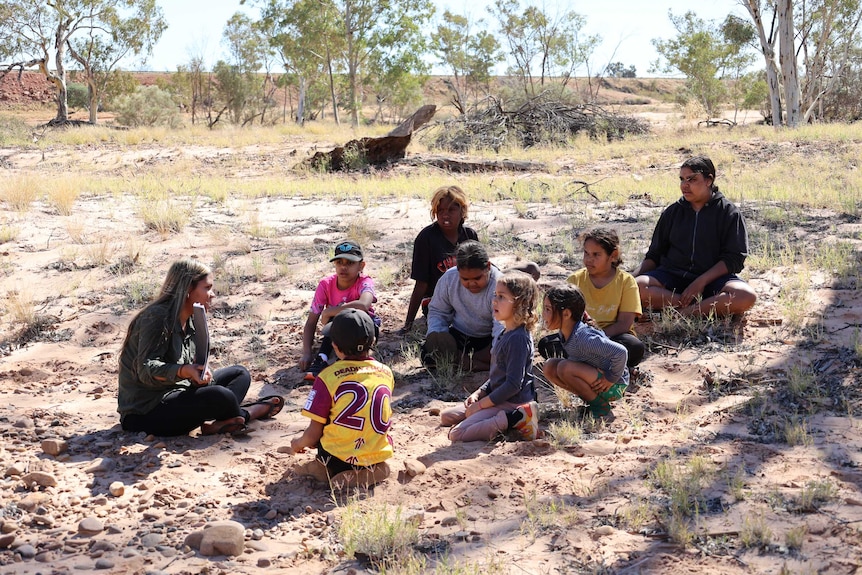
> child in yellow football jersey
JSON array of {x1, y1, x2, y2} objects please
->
[{"x1": 290, "y1": 308, "x2": 393, "y2": 489}]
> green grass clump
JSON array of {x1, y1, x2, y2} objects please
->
[
  {"x1": 338, "y1": 500, "x2": 419, "y2": 566},
  {"x1": 522, "y1": 491, "x2": 579, "y2": 541},
  {"x1": 793, "y1": 479, "x2": 837, "y2": 512},
  {"x1": 0, "y1": 222, "x2": 20, "y2": 244},
  {"x1": 649, "y1": 454, "x2": 715, "y2": 546},
  {"x1": 740, "y1": 513, "x2": 773, "y2": 549}
]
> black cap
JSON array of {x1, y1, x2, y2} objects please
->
[
  {"x1": 323, "y1": 309, "x2": 375, "y2": 355},
  {"x1": 330, "y1": 240, "x2": 363, "y2": 262}
]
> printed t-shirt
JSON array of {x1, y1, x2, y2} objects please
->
[
  {"x1": 567, "y1": 268, "x2": 641, "y2": 334},
  {"x1": 301, "y1": 358, "x2": 394, "y2": 466}
]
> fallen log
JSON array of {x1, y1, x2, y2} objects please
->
[
  {"x1": 408, "y1": 156, "x2": 548, "y2": 173},
  {"x1": 301, "y1": 104, "x2": 436, "y2": 172}
]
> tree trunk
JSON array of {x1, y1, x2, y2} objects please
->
[
  {"x1": 326, "y1": 44, "x2": 339, "y2": 125},
  {"x1": 778, "y1": 0, "x2": 801, "y2": 126},
  {"x1": 742, "y1": 0, "x2": 783, "y2": 127},
  {"x1": 297, "y1": 76, "x2": 306, "y2": 125}
]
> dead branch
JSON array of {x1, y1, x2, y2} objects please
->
[{"x1": 422, "y1": 91, "x2": 650, "y2": 152}]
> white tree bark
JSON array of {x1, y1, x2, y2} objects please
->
[
  {"x1": 740, "y1": 0, "x2": 784, "y2": 126},
  {"x1": 779, "y1": 0, "x2": 802, "y2": 126}
]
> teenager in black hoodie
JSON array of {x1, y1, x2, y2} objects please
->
[{"x1": 632, "y1": 156, "x2": 757, "y2": 318}]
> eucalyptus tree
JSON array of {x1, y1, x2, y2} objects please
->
[
  {"x1": 489, "y1": 0, "x2": 598, "y2": 99},
  {"x1": 740, "y1": 0, "x2": 862, "y2": 126},
  {"x1": 0, "y1": 0, "x2": 165, "y2": 124},
  {"x1": 651, "y1": 11, "x2": 757, "y2": 117},
  {"x1": 431, "y1": 10, "x2": 503, "y2": 113}
]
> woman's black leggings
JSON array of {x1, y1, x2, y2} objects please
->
[{"x1": 122, "y1": 365, "x2": 251, "y2": 437}]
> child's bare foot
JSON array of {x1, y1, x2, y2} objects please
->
[
  {"x1": 330, "y1": 462, "x2": 391, "y2": 490},
  {"x1": 294, "y1": 459, "x2": 331, "y2": 483},
  {"x1": 200, "y1": 416, "x2": 246, "y2": 436}
]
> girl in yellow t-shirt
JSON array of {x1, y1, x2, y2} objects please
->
[
  {"x1": 568, "y1": 228, "x2": 644, "y2": 368},
  {"x1": 539, "y1": 228, "x2": 644, "y2": 368}
]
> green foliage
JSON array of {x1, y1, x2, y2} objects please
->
[
  {"x1": 66, "y1": 83, "x2": 90, "y2": 110},
  {"x1": 114, "y1": 85, "x2": 181, "y2": 128},
  {"x1": 100, "y1": 70, "x2": 140, "y2": 110},
  {"x1": 490, "y1": 0, "x2": 600, "y2": 97},
  {"x1": 606, "y1": 62, "x2": 637, "y2": 78},
  {"x1": 431, "y1": 11, "x2": 503, "y2": 111},
  {"x1": 651, "y1": 11, "x2": 756, "y2": 116}
]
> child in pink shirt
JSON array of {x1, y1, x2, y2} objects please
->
[{"x1": 300, "y1": 240, "x2": 379, "y2": 380}]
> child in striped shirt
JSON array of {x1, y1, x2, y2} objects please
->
[{"x1": 541, "y1": 284, "x2": 629, "y2": 422}]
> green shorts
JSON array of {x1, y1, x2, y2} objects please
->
[{"x1": 598, "y1": 382, "x2": 627, "y2": 402}]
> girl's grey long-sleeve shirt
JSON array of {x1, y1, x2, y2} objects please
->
[{"x1": 426, "y1": 265, "x2": 504, "y2": 340}]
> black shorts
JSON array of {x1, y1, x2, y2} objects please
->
[{"x1": 643, "y1": 268, "x2": 744, "y2": 299}]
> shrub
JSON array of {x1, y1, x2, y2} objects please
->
[
  {"x1": 0, "y1": 116, "x2": 32, "y2": 145},
  {"x1": 113, "y1": 85, "x2": 181, "y2": 128},
  {"x1": 67, "y1": 83, "x2": 89, "y2": 110}
]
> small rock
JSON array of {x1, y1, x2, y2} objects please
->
[
  {"x1": 403, "y1": 459, "x2": 426, "y2": 477},
  {"x1": 41, "y1": 439, "x2": 68, "y2": 456},
  {"x1": 141, "y1": 533, "x2": 163, "y2": 547},
  {"x1": 21, "y1": 471, "x2": 57, "y2": 488},
  {"x1": 17, "y1": 544, "x2": 36, "y2": 559},
  {"x1": 94, "y1": 558, "x2": 115, "y2": 569},
  {"x1": 403, "y1": 509, "x2": 424, "y2": 526},
  {"x1": 0, "y1": 534, "x2": 14, "y2": 549},
  {"x1": 263, "y1": 509, "x2": 277, "y2": 520},
  {"x1": 109, "y1": 482, "x2": 125, "y2": 497},
  {"x1": 183, "y1": 530, "x2": 204, "y2": 550},
  {"x1": 78, "y1": 517, "x2": 104, "y2": 535},
  {"x1": 440, "y1": 516, "x2": 459, "y2": 527},
  {"x1": 592, "y1": 525, "x2": 615, "y2": 539},
  {"x1": 1, "y1": 522, "x2": 17, "y2": 534},
  {"x1": 84, "y1": 458, "x2": 116, "y2": 474},
  {"x1": 257, "y1": 558, "x2": 272, "y2": 568},
  {"x1": 35, "y1": 551, "x2": 54, "y2": 563},
  {"x1": 276, "y1": 445, "x2": 292, "y2": 454},
  {"x1": 17, "y1": 492, "x2": 50, "y2": 511},
  {"x1": 251, "y1": 529, "x2": 264, "y2": 541},
  {"x1": 4, "y1": 464, "x2": 25, "y2": 477},
  {"x1": 246, "y1": 541, "x2": 268, "y2": 552},
  {"x1": 199, "y1": 520, "x2": 245, "y2": 557},
  {"x1": 30, "y1": 515, "x2": 54, "y2": 527},
  {"x1": 13, "y1": 418, "x2": 34, "y2": 429}
]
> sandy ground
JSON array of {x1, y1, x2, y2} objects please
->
[{"x1": 1, "y1": 133, "x2": 862, "y2": 575}]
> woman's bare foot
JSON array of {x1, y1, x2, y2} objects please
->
[{"x1": 200, "y1": 415, "x2": 245, "y2": 435}]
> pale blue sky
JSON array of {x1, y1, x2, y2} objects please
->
[{"x1": 144, "y1": 0, "x2": 744, "y2": 77}]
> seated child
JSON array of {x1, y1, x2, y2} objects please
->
[
  {"x1": 568, "y1": 227, "x2": 644, "y2": 368},
  {"x1": 300, "y1": 239, "x2": 380, "y2": 380},
  {"x1": 440, "y1": 270, "x2": 540, "y2": 442},
  {"x1": 541, "y1": 284, "x2": 629, "y2": 422},
  {"x1": 291, "y1": 308, "x2": 394, "y2": 489},
  {"x1": 401, "y1": 185, "x2": 478, "y2": 333},
  {"x1": 422, "y1": 240, "x2": 503, "y2": 373}
]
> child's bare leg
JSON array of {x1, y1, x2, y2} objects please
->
[
  {"x1": 552, "y1": 360, "x2": 599, "y2": 402},
  {"x1": 440, "y1": 403, "x2": 466, "y2": 427}
]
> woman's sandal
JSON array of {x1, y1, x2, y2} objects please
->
[{"x1": 241, "y1": 395, "x2": 285, "y2": 420}]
